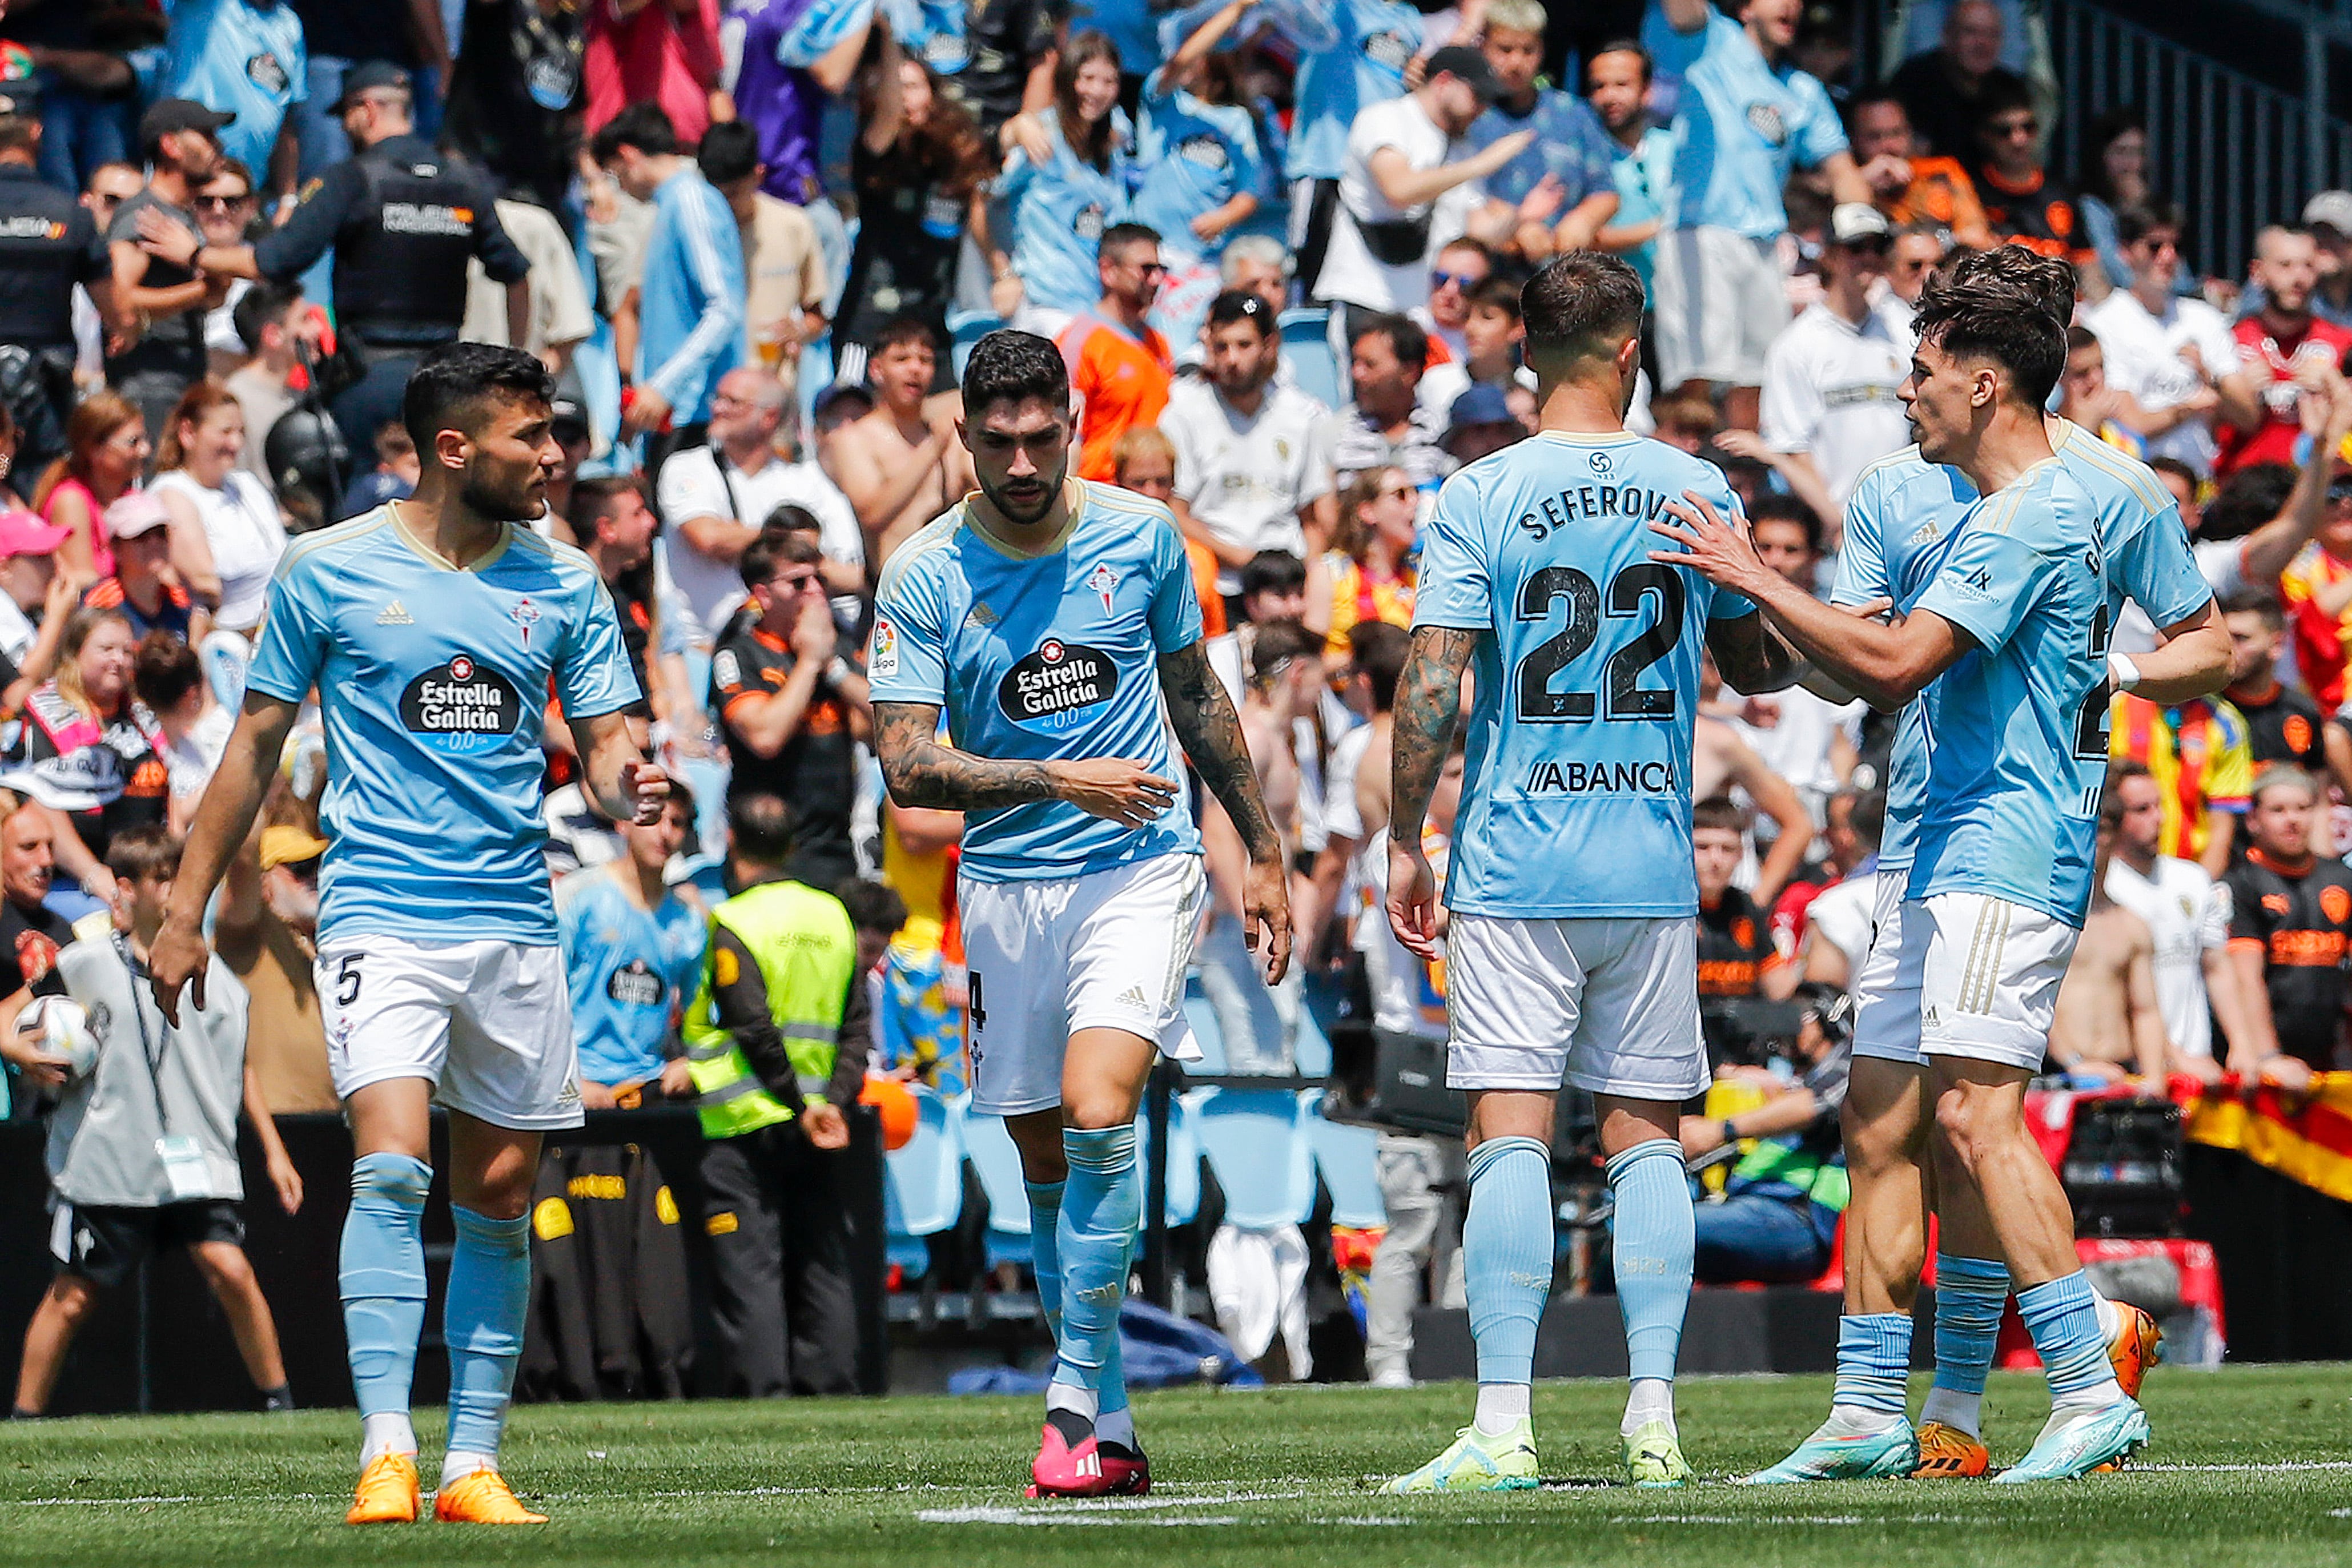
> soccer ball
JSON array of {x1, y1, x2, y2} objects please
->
[{"x1": 17, "y1": 998, "x2": 98, "y2": 1081}]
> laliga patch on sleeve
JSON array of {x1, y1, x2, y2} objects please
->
[{"x1": 869, "y1": 617, "x2": 900, "y2": 679}]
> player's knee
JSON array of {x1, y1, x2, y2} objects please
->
[
  {"x1": 1060, "y1": 1091, "x2": 1133, "y2": 1133},
  {"x1": 47, "y1": 1276, "x2": 99, "y2": 1323},
  {"x1": 1931, "y1": 1083, "x2": 2004, "y2": 1165},
  {"x1": 192, "y1": 1242, "x2": 254, "y2": 1290},
  {"x1": 1841, "y1": 1096, "x2": 1921, "y2": 1174}
]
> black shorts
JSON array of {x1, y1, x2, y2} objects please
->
[{"x1": 51, "y1": 1200, "x2": 245, "y2": 1289}]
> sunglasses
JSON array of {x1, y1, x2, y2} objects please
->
[
  {"x1": 1430, "y1": 268, "x2": 1483, "y2": 291},
  {"x1": 1840, "y1": 236, "x2": 1893, "y2": 256},
  {"x1": 769, "y1": 571, "x2": 823, "y2": 593},
  {"x1": 196, "y1": 192, "x2": 253, "y2": 211},
  {"x1": 1992, "y1": 117, "x2": 2039, "y2": 139}
]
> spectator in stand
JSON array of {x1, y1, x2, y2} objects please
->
[
  {"x1": 839, "y1": 30, "x2": 994, "y2": 368},
  {"x1": 1790, "y1": 787, "x2": 1883, "y2": 991},
  {"x1": 1, "y1": 606, "x2": 166, "y2": 904},
  {"x1": 1135, "y1": 1, "x2": 1273, "y2": 296},
  {"x1": 1846, "y1": 90, "x2": 1992, "y2": 250},
  {"x1": 1275, "y1": 0, "x2": 1426, "y2": 299},
  {"x1": 336, "y1": 421, "x2": 417, "y2": 522},
  {"x1": 104, "y1": 101, "x2": 232, "y2": 444},
  {"x1": 1439, "y1": 383, "x2": 1526, "y2": 467},
  {"x1": 1758, "y1": 202, "x2": 1914, "y2": 519},
  {"x1": 440, "y1": 0, "x2": 582, "y2": 215},
  {"x1": 2056, "y1": 327, "x2": 2156, "y2": 457},
  {"x1": 1694, "y1": 651, "x2": 1816, "y2": 910},
  {"x1": 823, "y1": 319, "x2": 975, "y2": 573},
  {"x1": 459, "y1": 189, "x2": 596, "y2": 378},
  {"x1": 1110, "y1": 426, "x2": 1228, "y2": 642},
  {"x1": 2217, "y1": 227, "x2": 2352, "y2": 478},
  {"x1": 2049, "y1": 813, "x2": 2173, "y2": 1085},
  {"x1": 556, "y1": 785, "x2": 705, "y2": 1107},
  {"x1": 2081, "y1": 199, "x2": 2252, "y2": 476},
  {"x1": 1888, "y1": 0, "x2": 2025, "y2": 161},
  {"x1": 1469, "y1": 0, "x2": 1620, "y2": 262},
  {"x1": 1458, "y1": 278, "x2": 1528, "y2": 390},
  {"x1": 1967, "y1": 80, "x2": 2090, "y2": 266},
  {"x1": 2201, "y1": 377, "x2": 2352, "y2": 608},
  {"x1": 159, "y1": 0, "x2": 307, "y2": 214},
  {"x1": 2076, "y1": 108, "x2": 2157, "y2": 295},
  {"x1": 1589, "y1": 39, "x2": 1675, "y2": 294},
  {"x1": 0, "y1": 114, "x2": 107, "y2": 468},
  {"x1": 2221, "y1": 589, "x2": 2327, "y2": 774},
  {"x1": 1885, "y1": 222, "x2": 1943, "y2": 310},
  {"x1": 132, "y1": 631, "x2": 226, "y2": 834},
  {"x1": 285, "y1": 8, "x2": 437, "y2": 179},
  {"x1": 698, "y1": 122, "x2": 829, "y2": 404},
  {"x1": 2295, "y1": 190, "x2": 2352, "y2": 330},
  {"x1": 1314, "y1": 464, "x2": 1417, "y2": 661},
  {"x1": 1330, "y1": 312, "x2": 1453, "y2": 489},
  {"x1": 34, "y1": 391, "x2": 147, "y2": 586},
  {"x1": 1694, "y1": 795, "x2": 1788, "y2": 1001},
  {"x1": 710, "y1": 534, "x2": 869, "y2": 892},
  {"x1": 1712, "y1": 495, "x2": 1862, "y2": 814},
  {"x1": 222, "y1": 280, "x2": 317, "y2": 494},
  {"x1": 582, "y1": 0, "x2": 723, "y2": 147},
  {"x1": 2282, "y1": 473, "x2": 2352, "y2": 711},
  {"x1": 565, "y1": 476, "x2": 665, "y2": 722},
  {"x1": 148, "y1": 383, "x2": 288, "y2": 638},
  {"x1": 730, "y1": 0, "x2": 873, "y2": 210},
  {"x1": 1417, "y1": 236, "x2": 1494, "y2": 389},
  {"x1": 1316, "y1": 45, "x2": 1530, "y2": 329},
  {"x1": 1162, "y1": 289, "x2": 1336, "y2": 607},
  {"x1": 0, "y1": 512, "x2": 79, "y2": 705},
  {"x1": 597, "y1": 102, "x2": 746, "y2": 460},
  {"x1": 0, "y1": 793, "x2": 73, "y2": 1041},
  {"x1": 85, "y1": 494, "x2": 201, "y2": 646},
  {"x1": 2, "y1": 1, "x2": 153, "y2": 196},
  {"x1": 191, "y1": 159, "x2": 262, "y2": 381},
  {"x1": 2105, "y1": 759, "x2": 2253, "y2": 1083},
  {"x1": 991, "y1": 31, "x2": 1131, "y2": 337},
  {"x1": 1645, "y1": 0, "x2": 1871, "y2": 430},
  {"x1": 2109, "y1": 681, "x2": 2253, "y2": 878},
  {"x1": 956, "y1": 0, "x2": 1059, "y2": 145},
  {"x1": 1058, "y1": 223, "x2": 1175, "y2": 484},
  {"x1": 2225, "y1": 765, "x2": 2352, "y2": 1083},
  {"x1": 1220, "y1": 234, "x2": 1292, "y2": 319}
]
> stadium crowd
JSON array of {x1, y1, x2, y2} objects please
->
[{"x1": 3, "y1": 0, "x2": 2352, "y2": 1401}]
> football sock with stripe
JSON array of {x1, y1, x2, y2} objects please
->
[
  {"x1": 1607, "y1": 1139, "x2": 1693, "y2": 1435},
  {"x1": 340, "y1": 1153, "x2": 431, "y2": 1461},
  {"x1": 1920, "y1": 1253, "x2": 2009, "y2": 1437},
  {"x1": 442, "y1": 1206, "x2": 532, "y2": 1481},
  {"x1": 1831, "y1": 1312, "x2": 1915, "y2": 1433},
  {"x1": 1464, "y1": 1135, "x2": 1551, "y2": 1436},
  {"x1": 1052, "y1": 1125, "x2": 1141, "y2": 1419},
  {"x1": 2017, "y1": 1271, "x2": 2125, "y2": 1416}
]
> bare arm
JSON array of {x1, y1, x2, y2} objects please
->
[
  {"x1": 2238, "y1": 381, "x2": 2352, "y2": 587},
  {"x1": 1367, "y1": 138, "x2": 1529, "y2": 213},
  {"x1": 1167, "y1": 0, "x2": 1249, "y2": 89},
  {"x1": 873, "y1": 699, "x2": 1173, "y2": 820},
  {"x1": 2197, "y1": 809, "x2": 2236, "y2": 880},
  {"x1": 2225, "y1": 940, "x2": 2282, "y2": 1076},
  {"x1": 151, "y1": 693, "x2": 303, "y2": 1024},
  {"x1": 578, "y1": 707, "x2": 668, "y2": 826},
  {"x1": 2200, "y1": 939, "x2": 2259, "y2": 1065},
  {"x1": 1817, "y1": 150, "x2": 1872, "y2": 208},
  {"x1": 1552, "y1": 188, "x2": 1621, "y2": 256},
  {"x1": 863, "y1": 25, "x2": 907, "y2": 155},
  {"x1": 1661, "y1": 0, "x2": 1711, "y2": 30},
  {"x1": 2124, "y1": 936, "x2": 2170, "y2": 1083},
  {"x1": 243, "y1": 1063, "x2": 303, "y2": 1213},
  {"x1": 807, "y1": 7, "x2": 878, "y2": 94},
  {"x1": 828, "y1": 423, "x2": 950, "y2": 538},
  {"x1": 1704, "y1": 609, "x2": 1807, "y2": 696},
  {"x1": 1159, "y1": 638, "x2": 1292, "y2": 979},
  {"x1": 1719, "y1": 730, "x2": 1814, "y2": 910},
  {"x1": 2129, "y1": 600, "x2": 2232, "y2": 705},
  {"x1": 1385, "y1": 626, "x2": 1478, "y2": 959}
]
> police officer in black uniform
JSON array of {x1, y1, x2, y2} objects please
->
[
  {"x1": 135, "y1": 62, "x2": 531, "y2": 455},
  {"x1": 0, "y1": 111, "x2": 107, "y2": 476}
]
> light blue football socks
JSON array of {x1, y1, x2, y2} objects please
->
[
  {"x1": 1835, "y1": 1311, "x2": 1915, "y2": 1421},
  {"x1": 1050, "y1": 1125, "x2": 1141, "y2": 1423},
  {"x1": 340, "y1": 1153, "x2": 431, "y2": 1461},
  {"x1": 1920, "y1": 1252, "x2": 2009, "y2": 1436},
  {"x1": 1464, "y1": 1135, "x2": 1551, "y2": 1433},
  {"x1": 2018, "y1": 1272, "x2": 2124, "y2": 1412},
  {"x1": 1607, "y1": 1138, "x2": 1694, "y2": 1408},
  {"x1": 442, "y1": 1206, "x2": 531, "y2": 1482}
]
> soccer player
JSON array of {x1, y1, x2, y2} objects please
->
[
  {"x1": 147, "y1": 343, "x2": 666, "y2": 1526},
  {"x1": 1655, "y1": 256, "x2": 2224, "y2": 1484},
  {"x1": 1380, "y1": 251, "x2": 1801, "y2": 1493},
  {"x1": 867, "y1": 329, "x2": 1289, "y2": 1498}
]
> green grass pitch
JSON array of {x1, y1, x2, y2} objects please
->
[{"x1": 5, "y1": 1366, "x2": 2350, "y2": 1566}]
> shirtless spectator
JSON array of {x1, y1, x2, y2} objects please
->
[
  {"x1": 2049, "y1": 814, "x2": 2170, "y2": 1087},
  {"x1": 822, "y1": 318, "x2": 976, "y2": 573}
]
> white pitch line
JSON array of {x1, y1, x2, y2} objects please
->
[
  {"x1": 2134, "y1": 1461, "x2": 2352, "y2": 1473},
  {"x1": 5, "y1": 1495, "x2": 199, "y2": 1507},
  {"x1": 917, "y1": 1507, "x2": 1245, "y2": 1527}
]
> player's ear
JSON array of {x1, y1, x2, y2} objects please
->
[{"x1": 433, "y1": 428, "x2": 471, "y2": 473}]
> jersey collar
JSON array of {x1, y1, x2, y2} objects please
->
[
  {"x1": 388, "y1": 501, "x2": 514, "y2": 574},
  {"x1": 962, "y1": 481, "x2": 1084, "y2": 560}
]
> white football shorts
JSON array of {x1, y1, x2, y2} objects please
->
[
  {"x1": 1852, "y1": 887, "x2": 2078, "y2": 1072},
  {"x1": 1444, "y1": 913, "x2": 1708, "y2": 1100},
  {"x1": 1651, "y1": 225, "x2": 1791, "y2": 389},
  {"x1": 957, "y1": 851, "x2": 1207, "y2": 1117},
  {"x1": 318, "y1": 935, "x2": 584, "y2": 1129}
]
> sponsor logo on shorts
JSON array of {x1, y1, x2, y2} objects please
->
[
  {"x1": 399, "y1": 654, "x2": 523, "y2": 749},
  {"x1": 997, "y1": 639, "x2": 1119, "y2": 729}
]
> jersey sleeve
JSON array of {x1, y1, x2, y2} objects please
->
[
  {"x1": 1147, "y1": 514, "x2": 1206, "y2": 653},
  {"x1": 1830, "y1": 471, "x2": 1889, "y2": 608},
  {"x1": 2225, "y1": 868, "x2": 2273, "y2": 949},
  {"x1": 2200, "y1": 877, "x2": 2233, "y2": 952},
  {"x1": 1912, "y1": 516, "x2": 2056, "y2": 656},
  {"x1": 2111, "y1": 501, "x2": 2216, "y2": 632},
  {"x1": 869, "y1": 554, "x2": 951, "y2": 703},
  {"x1": 555, "y1": 572, "x2": 644, "y2": 720},
  {"x1": 252, "y1": 162, "x2": 364, "y2": 282},
  {"x1": 1787, "y1": 73, "x2": 1850, "y2": 168},
  {"x1": 1410, "y1": 468, "x2": 1492, "y2": 629},
  {"x1": 471, "y1": 185, "x2": 534, "y2": 286},
  {"x1": 246, "y1": 550, "x2": 333, "y2": 703},
  {"x1": 1759, "y1": 333, "x2": 1823, "y2": 455}
]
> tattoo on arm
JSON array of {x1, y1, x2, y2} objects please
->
[
  {"x1": 1389, "y1": 627, "x2": 1478, "y2": 844},
  {"x1": 1159, "y1": 641, "x2": 1283, "y2": 862},
  {"x1": 873, "y1": 701, "x2": 1060, "y2": 811}
]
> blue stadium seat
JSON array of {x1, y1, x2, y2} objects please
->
[
  {"x1": 948, "y1": 308, "x2": 1004, "y2": 378},
  {"x1": 1301, "y1": 1090, "x2": 1386, "y2": 1230},
  {"x1": 1278, "y1": 307, "x2": 1341, "y2": 410},
  {"x1": 1192, "y1": 1086, "x2": 1315, "y2": 1229},
  {"x1": 959, "y1": 1104, "x2": 1036, "y2": 1271},
  {"x1": 883, "y1": 1084, "x2": 964, "y2": 1280},
  {"x1": 1139, "y1": 1090, "x2": 1204, "y2": 1227}
]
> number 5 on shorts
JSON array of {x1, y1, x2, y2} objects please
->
[{"x1": 337, "y1": 954, "x2": 363, "y2": 1007}]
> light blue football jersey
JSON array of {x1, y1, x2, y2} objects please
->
[
  {"x1": 1414, "y1": 431, "x2": 1759, "y2": 918},
  {"x1": 995, "y1": 111, "x2": 1134, "y2": 320},
  {"x1": 1836, "y1": 421, "x2": 2215, "y2": 875},
  {"x1": 246, "y1": 508, "x2": 641, "y2": 944},
  {"x1": 556, "y1": 865, "x2": 707, "y2": 1085},
  {"x1": 1133, "y1": 72, "x2": 1272, "y2": 262},
  {"x1": 1642, "y1": 5, "x2": 1847, "y2": 240},
  {"x1": 1906, "y1": 460, "x2": 2108, "y2": 922},
  {"x1": 867, "y1": 482, "x2": 1205, "y2": 883}
]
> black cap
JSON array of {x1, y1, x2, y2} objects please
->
[
  {"x1": 138, "y1": 98, "x2": 235, "y2": 148},
  {"x1": 1425, "y1": 45, "x2": 1503, "y2": 102},
  {"x1": 1443, "y1": 383, "x2": 1517, "y2": 445},
  {"x1": 1205, "y1": 289, "x2": 1276, "y2": 333},
  {"x1": 550, "y1": 397, "x2": 590, "y2": 439},
  {"x1": 331, "y1": 61, "x2": 413, "y2": 114},
  {"x1": 811, "y1": 381, "x2": 875, "y2": 427}
]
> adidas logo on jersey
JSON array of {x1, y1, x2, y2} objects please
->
[
  {"x1": 377, "y1": 600, "x2": 415, "y2": 625},
  {"x1": 1115, "y1": 984, "x2": 1149, "y2": 1008},
  {"x1": 965, "y1": 601, "x2": 999, "y2": 630},
  {"x1": 1905, "y1": 520, "x2": 1941, "y2": 546}
]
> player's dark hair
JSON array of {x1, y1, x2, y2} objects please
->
[
  {"x1": 2149, "y1": 455, "x2": 2198, "y2": 493},
  {"x1": 962, "y1": 328, "x2": 1069, "y2": 419},
  {"x1": 590, "y1": 99, "x2": 678, "y2": 163},
  {"x1": 1346, "y1": 620, "x2": 1410, "y2": 714},
  {"x1": 739, "y1": 530, "x2": 824, "y2": 591},
  {"x1": 871, "y1": 316, "x2": 941, "y2": 358},
  {"x1": 1944, "y1": 244, "x2": 2077, "y2": 335},
  {"x1": 760, "y1": 502, "x2": 823, "y2": 542},
  {"x1": 2221, "y1": 585, "x2": 2286, "y2": 628},
  {"x1": 2113, "y1": 197, "x2": 2187, "y2": 250},
  {"x1": 1099, "y1": 221, "x2": 1161, "y2": 259},
  {"x1": 1245, "y1": 618, "x2": 1322, "y2": 693},
  {"x1": 1586, "y1": 38, "x2": 1651, "y2": 85},
  {"x1": 1240, "y1": 549, "x2": 1307, "y2": 601},
  {"x1": 566, "y1": 473, "x2": 643, "y2": 541},
  {"x1": 106, "y1": 822, "x2": 183, "y2": 886},
  {"x1": 403, "y1": 341, "x2": 556, "y2": 456},
  {"x1": 1351, "y1": 313, "x2": 1428, "y2": 376},
  {"x1": 1468, "y1": 275, "x2": 1523, "y2": 320},
  {"x1": 1909, "y1": 274, "x2": 2068, "y2": 407},
  {"x1": 1748, "y1": 492, "x2": 1823, "y2": 555},
  {"x1": 1692, "y1": 795, "x2": 1748, "y2": 835},
  {"x1": 695, "y1": 119, "x2": 761, "y2": 186},
  {"x1": 837, "y1": 877, "x2": 908, "y2": 935},
  {"x1": 2194, "y1": 461, "x2": 2293, "y2": 542},
  {"x1": 2100, "y1": 758, "x2": 2153, "y2": 826},
  {"x1": 729, "y1": 793, "x2": 798, "y2": 866},
  {"x1": 1522, "y1": 252, "x2": 1645, "y2": 370},
  {"x1": 131, "y1": 629, "x2": 203, "y2": 714},
  {"x1": 232, "y1": 278, "x2": 304, "y2": 355}
]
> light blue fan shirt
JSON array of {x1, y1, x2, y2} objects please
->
[
  {"x1": 246, "y1": 508, "x2": 641, "y2": 945},
  {"x1": 556, "y1": 865, "x2": 707, "y2": 1086},
  {"x1": 867, "y1": 482, "x2": 1205, "y2": 883},
  {"x1": 1133, "y1": 71, "x2": 1272, "y2": 261},
  {"x1": 1266, "y1": 0, "x2": 1422, "y2": 182},
  {"x1": 995, "y1": 110, "x2": 1134, "y2": 320},
  {"x1": 1413, "y1": 431, "x2": 1759, "y2": 919},
  {"x1": 1642, "y1": 3, "x2": 1846, "y2": 240}
]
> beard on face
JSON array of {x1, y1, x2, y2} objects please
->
[{"x1": 459, "y1": 461, "x2": 544, "y2": 523}]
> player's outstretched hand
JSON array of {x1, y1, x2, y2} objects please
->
[
  {"x1": 1049, "y1": 758, "x2": 1178, "y2": 827},
  {"x1": 621, "y1": 758, "x2": 673, "y2": 825},
  {"x1": 148, "y1": 919, "x2": 211, "y2": 1026},
  {"x1": 1649, "y1": 489, "x2": 1769, "y2": 597},
  {"x1": 1388, "y1": 838, "x2": 1441, "y2": 962},
  {"x1": 1243, "y1": 853, "x2": 1294, "y2": 985}
]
